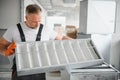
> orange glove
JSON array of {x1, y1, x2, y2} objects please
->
[{"x1": 4, "y1": 42, "x2": 16, "y2": 56}]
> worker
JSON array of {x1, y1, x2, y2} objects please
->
[{"x1": 0, "y1": 4, "x2": 71, "y2": 80}]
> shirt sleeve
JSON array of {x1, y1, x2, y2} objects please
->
[
  {"x1": 3, "y1": 27, "x2": 13, "y2": 43},
  {"x1": 49, "y1": 29, "x2": 58, "y2": 40}
]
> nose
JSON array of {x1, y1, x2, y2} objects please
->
[{"x1": 35, "y1": 22, "x2": 40, "y2": 26}]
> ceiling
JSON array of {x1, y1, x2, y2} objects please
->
[{"x1": 37, "y1": 0, "x2": 82, "y2": 16}]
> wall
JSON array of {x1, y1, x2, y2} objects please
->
[
  {"x1": 0, "y1": 2, "x2": 1, "y2": 26},
  {"x1": 0, "y1": 0, "x2": 20, "y2": 29},
  {"x1": 110, "y1": 34, "x2": 120, "y2": 70},
  {"x1": 87, "y1": 0, "x2": 116, "y2": 34},
  {"x1": 91, "y1": 34, "x2": 112, "y2": 63},
  {"x1": 110, "y1": 0, "x2": 120, "y2": 71},
  {"x1": 46, "y1": 16, "x2": 66, "y2": 33},
  {"x1": 115, "y1": 0, "x2": 120, "y2": 33},
  {"x1": 0, "y1": 0, "x2": 21, "y2": 69},
  {"x1": 0, "y1": 29, "x2": 6, "y2": 38},
  {"x1": 66, "y1": 6, "x2": 79, "y2": 28},
  {"x1": 79, "y1": 0, "x2": 116, "y2": 34}
]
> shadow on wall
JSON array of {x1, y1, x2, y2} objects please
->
[
  {"x1": 91, "y1": 34, "x2": 112, "y2": 64},
  {"x1": 0, "y1": 29, "x2": 7, "y2": 38},
  {"x1": 110, "y1": 34, "x2": 120, "y2": 71}
]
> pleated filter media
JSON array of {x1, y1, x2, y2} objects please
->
[{"x1": 15, "y1": 39, "x2": 104, "y2": 76}]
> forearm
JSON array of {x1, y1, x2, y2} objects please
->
[
  {"x1": 0, "y1": 37, "x2": 11, "y2": 56},
  {"x1": 55, "y1": 34, "x2": 73, "y2": 40},
  {"x1": 62, "y1": 36, "x2": 72, "y2": 40},
  {"x1": 0, "y1": 45, "x2": 7, "y2": 55}
]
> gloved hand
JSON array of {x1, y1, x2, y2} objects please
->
[{"x1": 4, "y1": 42, "x2": 16, "y2": 56}]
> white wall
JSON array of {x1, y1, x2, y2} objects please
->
[
  {"x1": 46, "y1": 16, "x2": 66, "y2": 31},
  {"x1": 66, "y1": 7, "x2": 79, "y2": 28},
  {"x1": 79, "y1": 0, "x2": 116, "y2": 34},
  {"x1": 0, "y1": 0, "x2": 21, "y2": 68},
  {"x1": 91, "y1": 34, "x2": 112, "y2": 63},
  {"x1": 87, "y1": 0, "x2": 116, "y2": 34},
  {"x1": 115, "y1": 0, "x2": 120, "y2": 33},
  {"x1": 0, "y1": 2, "x2": 2, "y2": 24},
  {"x1": 110, "y1": 34, "x2": 120, "y2": 70},
  {"x1": 110, "y1": 0, "x2": 120, "y2": 70},
  {"x1": 0, "y1": 0, "x2": 20, "y2": 29}
]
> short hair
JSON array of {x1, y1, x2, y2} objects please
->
[{"x1": 26, "y1": 4, "x2": 42, "y2": 14}]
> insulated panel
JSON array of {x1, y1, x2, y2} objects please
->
[{"x1": 15, "y1": 39, "x2": 103, "y2": 76}]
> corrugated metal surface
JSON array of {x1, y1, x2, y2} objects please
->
[
  {"x1": 70, "y1": 65, "x2": 118, "y2": 80},
  {"x1": 0, "y1": 72, "x2": 11, "y2": 80},
  {"x1": 15, "y1": 39, "x2": 103, "y2": 76}
]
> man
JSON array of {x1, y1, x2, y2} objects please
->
[{"x1": 0, "y1": 4, "x2": 71, "y2": 80}]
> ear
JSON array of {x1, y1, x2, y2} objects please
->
[{"x1": 25, "y1": 15, "x2": 28, "y2": 20}]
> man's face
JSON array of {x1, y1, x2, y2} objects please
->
[{"x1": 26, "y1": 13, "x2": 41, "y2": 28}]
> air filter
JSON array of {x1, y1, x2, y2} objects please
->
[{"x1": 15, "y1": 39, "x2": 103, "y2": 76}]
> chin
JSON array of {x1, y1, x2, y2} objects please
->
[{"x1": 30, "y1": 26, "x2": 38, "y2": 29}]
